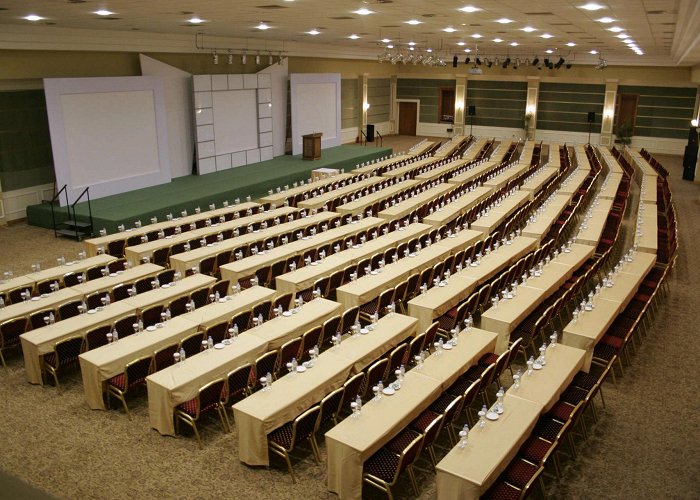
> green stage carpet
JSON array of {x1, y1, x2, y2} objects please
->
[{"x1": 27, "y1": 144, "x2": 391, "y2": 233}]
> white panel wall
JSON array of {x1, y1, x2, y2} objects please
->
[
  {"x1": 290, "y1": 73, "x2": 342, "y2": 155},
  {"x1": 257, "y1": 58, "x2": 289, "y2": 157}
]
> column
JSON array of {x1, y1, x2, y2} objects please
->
[
  {"x1": 359, "y1": 73, "x2": 369, "y2": 133},
  {"x1": 389, "y1": 75, "x2": 397, "y2": 134},
  {"x1": 525, "y1": 77, "x2": 540, "y2": 141},
  {"x1": 600, "y1": 79, "x2": 619, "y2": 147},
  {"x1": 454, "y1": 76, "x2": 466, "y2": 136},
  {"x1": 0, "y1": 179, "x2": 6, "y2": 226}
]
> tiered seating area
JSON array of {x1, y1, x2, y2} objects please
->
[{"x1": 0, "y1": 137, "x2": 679, "y2": 499}]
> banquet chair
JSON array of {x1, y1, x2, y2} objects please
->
[
  {"x1": 62, "y1": 272, "x2": 81, "y2": 287},
  {"x1": 0, "y1": 317, "x2": 27, "y2": 367},
  {"x1": 152, "y1": 343, "x2": 179, "y2": 372},
  {"x1": 267, "y1": 405, "x2": 321, "y2": 484},
  {"x1": 359, "y1": 288, "x2": 394, "y2": 323},
  {"x1": 482, "y1": 461, "x2": 545, "y2": 500},
  {"x1": 225, "y1": 363, "x2": 253, "y2": 406},
  {"x1": 238, "y1": 275, "x2": 256, "y2": 290},
  {"x1": 317, "y1": 386, "x2": 345, "y2": 430},
  {"x1": 190, "y1": 287, "x2": 209, "y2": 308},
  {"x1": 255, "y1": 265, "x2": 272, "y2": 288},
  {"x1": 339, "y1": 307, "x2": 359, "y2": 335},
  {"x1": 86, "y1": 266, "x2": 104, "y2": 281},
  {"x1": 175, "y1": 378, "x2": 230, "y2": 449},
  {"x1": 300, "y1": 326, "x2": 323, "y2": 361},
  {"x1": 386, "y1": 343, "x2": 408, "y2": 377},
  {"x1": 362, "y1": 358, "x2": 389, "y2": 401},
  {"x1": 170, "y1": 242, "x2": 186, "y2": 256},
  {"x1": 86, "y1": 291, "x2": 112, "y2": 310},
  {"x1": 42, "y1": 336, "x2": 84, "y2": 391},
  {"x1": 277, "y1": 338, "x2": 303, "y2": 377},
  {"x1": 112, "y1": 284, "x2": 132, "y2": 302},
  {"x1": 423, "y1": 322, "x2": 439, "y2": 352},
  {"x1": 83, "y1": 324, "x2": 112, "y2": 351},
  {"x1": 340, "y1": 372, "x2": 366, "y2": 415},
  {"x1": 107, "y1": 259, "x2": 126, "y2": 273},
  {"x1": 179, "y1": 332, "x2": 205, "y2": 358},
  {"x1": 436, "y1": 301, "x2": 470, "y2": 338},
  {"x1": 272, "y1": 293, "x2": 293, "y2": 314},
  {"x1": 215, "y1": 250, "x2": 233, "y2": 274},
  {"x1": 446, "y1": 377, "x2": 482, "y2": 425},
  {"x1": 362, "y1": 433, "x2": 424, "y2": 499},
  {"x1": 208, "y1": 280, "x2": 230, "y2": 300},
  {"x1": 342, "y1": 265, "x2": 357, "y2": 284},
  {"x1": 152, "y1": 247, "x2": 170, "y2": 268},
  {"x1": 406, "y1": 333, "x2": 426, "y2": 367},
  {"x1": 392, "y1": 280, "x2": 409, "y2": 314},
  {"x1": 252, "y1": 300, "x2": 273, "y2": 322},
  {"x1": 107, "y1": 239, "x2": 126, "y2": 258},
  {"x1": 404, "y1": 273, "x2": 420, "y2": 302},
  {"x1": 230, "y1": 310, "x2": 252, "y2": 333},
  {"x1": 36, "y1": 279, "x2": 60, "y2": 296},
  {"x1": 114, "y1": 314, "x2": 139, "y2": 339},
  {"x1": 58, "y1": 300, "x2": 82, "y2": 321},
  {"x1": 141, "y1": 304, "x2": 164, "y2": 328},
  {"x1": 270, "y1": 260, "x2": 286, "y2": 287},
  {"x1": 313, "y1": 276, "x2": 330, "y2": 298},
  {"x1": 158, "y1": 269, "x2": 176, "y2": 285},
  {"x1": 203, "y1": 321, "x2": 229, "y2": 345},
  {"x1": 30, "y1": 308, "x2": 57, "y2": 330},
  {"x1": 106, "y1": 355, "x2": 153, "y2": 418},
  {"x1": 168, "y1": 296, "x2": 189, "y2": 318},
  {"x1": 134, "y1": 277, "x2": 154, "y2": 295},
  {"x1": 320, "y1": 315, "x2": 341, "y2": 351},
  {"x1": 253, "y1": 350, "x2": 279, "y2": 390}
]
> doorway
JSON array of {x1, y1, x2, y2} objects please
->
[
  {"x1": 398, "y1": 101, "x2": 418, "y2": 135},
  {"x1": 615, "y1": 93, "x2": 639, "y2": 132}
]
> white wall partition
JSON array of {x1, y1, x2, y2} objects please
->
[
  {"x1": 44, "y1": 76, "x2": 171, "y2": 204},
  {"x1": 193, "y1": 73, "x2": 273, "y2": 175},
  {"x1": 290, "y1": 73, "x2": 342, "y2": 155}
]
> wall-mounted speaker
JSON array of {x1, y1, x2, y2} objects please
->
[
  {"x1": 453, "y1": 56, "x2": 458, "y2": 68},
  {"x1": 587, "y1": 111, "x2": 595, "y2": 123},
  {"x1": 468, "y1": 105, "x2": 476, "y2": 116}
]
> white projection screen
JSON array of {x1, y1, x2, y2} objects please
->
[
  {"x1": 290, "y1": 73, "x2": 341, "y2": 155},
  {"x1": 44, "y1": 77, "x2": 171, "y2": 204},
  {"x1": 212, "y1": 90, "x2": 258, "y2": 155}
]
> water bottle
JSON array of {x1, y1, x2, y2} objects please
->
[
  {"x1": 49, "y1": 312, "x2": 55, "y2": 325},
  {"x1": 179, "y1": 347, "x2": 186, "y2": 361},
  {"x1": 112, "y1": 329, "x2": 119, "y2": 342},
  {"x1": 138, "y1": 319, "x2": 144, "y2": 332},
  {"x1": 265, "y1": 371, "x2": 272, "y2": 388},
  {"x1": 207, "y1": 336, "x2": 214, "y2": 349}
]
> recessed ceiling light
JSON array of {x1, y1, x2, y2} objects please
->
[
  {"x1": 381, "y1": 38, "x2": 391, "y2": 43},
  {"x1": 23, "y1": 14, "x2": 44, "y2": 21},
  {"x1": 256, "y1": 22, "x2": 271, "y2": 30},
  {"x1": 597, "y1": 16, "x2": 615, "y2": 23},
  {"x1": 545, "y1": 49, "x2": 554, "y2": 54},
  {"x1": 579, "y1": 2, "x2": 605, "y2": 11},
  {"x1": 566, "y1": 42, "x2": 576, "y2": 47},
  {"x1": 616, "y1": 33, "x2": 629, "y2": 39},
  {"x1": 188, "y1": 16, "x2": 204, "y2": 24},
  {"x1": 458, "y1": 6, "x2": 482, "y2": 13},
  {"x1": 387, "y1": 44, "x2": 394, "y2": 48},
  {"x1": 472, "y1": 33, "x2": 482, "y2": 38},
  {"x1": 457, "y1": 41, "x2": 466, "y2": 46},
  {"x1": 348, "y1": 34, "x2": 360, "y2": 39},
  {"x1": 608, "y1": 26, "x2": 624, "y2": 32},
  {"x1": 407, "y1": 41, "x2": 416, "y2": 46},
  {"x1": 307, "y1": 29, "x2": 320, "y2": 35},
  {"x1": 493, "y1": 38, "x2": 503, "y2": 43},
  {"x1": 510, "y1": 42, "x2": 519, "y2": 46},
  {"x1": 540, "y1": 33, "x2": 553, "y2": 39},
  {"x1": 94, "y1": 10, "x2": 114, "y2": 16},
  {"x1": 464, "y1": 48, "x2": 472, "y2": 53},
  {"x1": 623, "y1": 39, "x2": 635, "y2": 44},
  {"x1": 495, "y1": 18, "x2": 513, "y2": 24},
  {"x1": 409, "y1": 47, "x2": 415, "y2": 51},
  {"x1": 405, "y1": 19, "x2": 422, "y2": 25},
  {"x1": 443, "y1": 27, "x2": 457, "y2": 33},
  {"x1": 521, "y1": 26, "x2": 537, "y2": 32},
  {"x1": 353, "y1": 8, "x2": 374, "y2": 15},
  {"x1": 426, "y1": 48, "x2": 433, "y2": 53},
  {"x1": 589, "y1": 49, "x2": 598, "y2": 54}
]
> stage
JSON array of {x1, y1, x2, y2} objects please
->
[{"x1": 27, "y1": 144, "x2": 391, "y2": 233}]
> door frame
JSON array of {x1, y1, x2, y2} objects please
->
[{"x1": 395, "y1": 99, "x2": 420, "y2": 135}]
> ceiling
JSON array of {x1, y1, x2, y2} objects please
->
[{"x1": 0, "y1": 0, "x2": 698, "y2": 67}]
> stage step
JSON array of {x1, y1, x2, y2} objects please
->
[
  {"x1": 62, "y1": 219, "x2": 92, "y2": 229},
  {"x1": 55, "y1": 228, "x2": 92, "y2": 241}
]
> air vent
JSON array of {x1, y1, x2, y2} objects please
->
[
  {"x1": 381, "y1": 25, "x2": 401, "y2": 28},
  {"x1": 257, "y1": 4, "x2": 288, "y2": 8},
  {"x1": 422, "y1": 14, "x2": 436, "y2": 18},
  {"x1": 647, "y1": 10, "x2": 665, "y2": 14},
  {"x1": 524, "y1": 12, "x2": 555, "y2": 15},
  {"x1": 375, "y1": 0, "x2": 393, "y2": 3},
  {"x1": 97, "y1": 17, "x2": 122, "y2": 20},
  {"x1": 67, "y1": 0, "x2": 86, "y2": 3},
  {"x1": 0, "y1": 7, "x2": 8, "y2": 11}
]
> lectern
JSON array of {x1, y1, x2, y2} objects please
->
[{"x1": 302, "y1": 133, "x2": 322, "y2": 160}]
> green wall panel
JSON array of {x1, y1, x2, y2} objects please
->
[
  {"x1": 618, "y1": 85, "x2": 696, "y2": 139},
  {"x1": 537, "y1": 82, "x2": 605, "y2": 132},
  {"x1": 367, "y1": 78, "x2": 390, "y2": 123},
  {"x1": 397, "y1": 78, "x2": 455, "y2": 124},
  {"x1": 466, "y1": 80, "x2": 527, "y2": 128},
  {"x1": 0, "y1": 90, "x2": 54, "y2": 191},
  {"x1": 341, "y1": 78, "x2": 359, "y2": 129}
]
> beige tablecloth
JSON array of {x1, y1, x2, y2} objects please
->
[
  {"x1": 561, "y1": 298, "x2": 620, "y2": 372},
  {"x1": 233, "y1": 313, "x2": 418, "y2": 466},
  {"x1": 435, "y1": 395, "x2": 543, "y2": 499},
  {"x1": 575, "y1": 198, "x2": 616, "y2": 246},
  {"x1": 69, "y1": 263, "x2": 163, "y2": 297},
  {"x1": 377, "y1": 183, "x2": 454, "y2": 221},
  {"x1": 22, "y1": 254, "x2": 116, "y2": 289},
  {"x1": 521, "y1": 193, "x2": 572, "y2": 241},
  {"x1": 597, "y1": 172, "x2": 624, "y2": 200},
  {"x1": 558, "y1": 169, "x2": 589, "y2": 196},
  {"x1": 381, "y1": 158, "x2": 434, "y2": 178},
  {"x1": 447, "y1": 161, "x2": 499, "y2": 186},
  {"x1": 639, "y1": 178, "x2": 658, "y2": 204},
  {"x1": 326, "y1": 370, "x2": 442, "y2": 499},
  {"x1": 335, "y1": 180, "x2": 418, "y2": 216},
  {"x1": 469, "y1": 190, "x2": 531, "y2": 235},
  {"x1": 635, "y1": 208, "x2": 658, "y2": 254},
  {"x1": 169, "y1": 211, "x2": 337, "y2": 275},
  {"x1": 408, "y1": 236, "x2": 538, "y2": 332},
  {"x1": 422, "y1": 186, "x2": 493, "y2": 228},
  {"x1": 275, "y1": 223, "x2": 431, "y2": 296},
  {"x1": 0, "y1": 275, "x2": 36, "y2": 297},
  {"x1": 297, "y1": 178, "x2": 385, "y2": 210},
  {"x1": 414, "y1": 157, "x2": 468, "y2": 182},
  {"x1": 520, "y1": 167, "x2": 559, "y2": 197},
  {"x1": 124, "y1": 206, "x2": 297, "y2": 264},
  {"x1": 351, "y1": 155, "x2": 411, "y2": 176},
  {"x1": 482, "y1": 164, "x2": 530, "y2": 190},
  {"x1": 84, "y1": 202, "x2": 260, "y2": 256},
  {"x1": 0, "y1": 288, "x2": 82, "y2": 325},
  {"x1": 219, "y1": 216, "x2": 382, "y2": 284},
  {"x1": 259, "y1": 174, "x2": 354, "y2": 205},
  {"x1": 122, "y1": 273, "x2": 216, "y2": 312}
]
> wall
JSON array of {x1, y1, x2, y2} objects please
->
[
  {"x1": 467, "y1": 80, "x2": 527, "y2": 129},
  {"x1": 341, "y1": 78, "x2": 359, "y2": 143},
  {"x1": 537, "y1": 82, "x2": 605, "y2": 133}
]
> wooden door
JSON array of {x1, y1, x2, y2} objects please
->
[
  {"x1": 615, "y1": 93, "x2": 639, "y2": 132},
  {"x1": 398, "y1": 102, "x2": 417, "y2": 135}
]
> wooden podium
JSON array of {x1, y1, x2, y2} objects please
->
[{"x1": 302, "y1": 133, "x2": 322, "y2": 160}]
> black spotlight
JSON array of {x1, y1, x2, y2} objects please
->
[
  {"x1": 476, "y1": 57, "x2": 482, "y2": 65},
  {"x1": 465, "y1": 57, "x2": 471, "y2": 64},
  {"x1": 543, "y1": 58, "x2": 550, "y2": 66},
  {"x1": 555, "y1": 57, "x2": 565, "y2": 69},
  {"x1": 566, "y1": 63, "x2": 573, "y2": 69},
  {"x1": 532, "y1": 56, "x2": 539, "y2": 65},
  {"x1": 453, "y1": 55, "x2": 458, "y2": 67},
  {"x1": 502, "y1": 57, "x2": 510, "y2": 69}
]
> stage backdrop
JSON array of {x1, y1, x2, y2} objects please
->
[
  {"x1": 44, "y1": 76, "x2": 171, "y2": 204},
  {"x1": 290, "y1": 73, "x2": 342, "y2": 156}
]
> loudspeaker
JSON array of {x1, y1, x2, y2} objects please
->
[
  {"x1": 468, "y1": 106, "x2": 476, "y2": 116},
  {"x1": 587, "y1": 112, "x2": 595, "y2": 123},
  {"x1": 453, "y1": 56, "x2": 458, "y2": 68}
]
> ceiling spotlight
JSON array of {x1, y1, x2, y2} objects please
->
[
  {"x1": 405, "y1": 19, "x2": 422, "y2": 25},
  {"x1": 589, "y1": 50, "x2": 598, "y2": 55},
  {"x1": 545, "y1": 49, "x2": 554, "y2": 54},
  {"x1": 256, "y1": 22, "x2": 271, "y2": 30},
  {"x1": 212, "y1": 52, "x2": 218, "y2": 65},
  {"x1": 541, "y1": 33, "x2": 553, "y2": 39},
  {"x1": 381, "y1": 38, "x2": 391, "y2": 43},
  {"x1": 354, "y1": 8, "x2": 374, "y2": 15},
  {"x1": 458, "y1": 6, "x2": 482, "y2": 13},
  {"x1": 188, "y1": 16, "x2": 204, "y2": 24},
  {"x1": 532, "y1": 56, "x2": 539, "y2": 65},
  {"x1": 464, "y1": 48, "x2": 472, "y2": 53},
  {"x1": 493, "y1": 38, "x2": 503, "y2": 43},
  {"x1": 23, "y1": 14, "x2": 45, "y2": 21},
  {"x1": 472, "y1": 34, "x2": 482, "y2": 39},
  {"x1": 567, "y1": 42, "x2": 577, "y2": 47},
  {"x1": 579, "y1": 2, "x2": 605, "y2": 11},
  {"x1": 495, "y1": 18, "x2": 514, "y2": 24},
  {"x1": 443, "y1": 27, "x2": 457, "y2": 33},
  {"x1": 307, "y1": 28, "x2": 320, "y2": 35},
  {"x1": 595, "y1": 57, "x2": 608, "y2": 70},
  {"x1": 349, "y1": 34, "x2": 360, "y2": 39},
  {"x1": 408, "y1": 41, "x2": 417, "y2": 46},
  {"x1": 521, "y1": 26, "x2": 537, "y2": 32},
  {"x1": 510, "y1": 42, "x2": 519, "y2": 47},
  {"x1": 608, "y1": 26, "x2": 624, "y2": 33},
  {"x1": 94, "y1": 10, "x2": 114, "y2": 16},
  {"x1": 597, "y1": 17, "x2": 615, "y2": 23}
]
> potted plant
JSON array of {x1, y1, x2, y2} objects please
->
[{"x1": 614, "y1": 121, "x2": 633, "y2": 147}]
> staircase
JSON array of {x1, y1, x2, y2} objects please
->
[{"x1": 51, "y1": 185, "x2": 94, "y2": 241}]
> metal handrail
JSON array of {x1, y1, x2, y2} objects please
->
[
  {"x1": 70, "y1": 187, "x2": 93, "y2": 240},
  {"x1": 360, "y1": 130, "x2": 367, "y2": 146},
  {"x1": 50, "y1": 185, "x2": 70, "y2": 238},
  {"x1": 375, "y1": 130, "x2": 383, "y2": 147}
]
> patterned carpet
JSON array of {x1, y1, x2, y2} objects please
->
[{"x1": 0, "y1": 149, "x2": 697, "y2": 500}]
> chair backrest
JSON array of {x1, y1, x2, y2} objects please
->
[
  {"x1": 1, "y1": 317, "x2": 28, "y2": 346},
  {"x1": 424, "y1": 322, "x2": 439, "y2": 349},
  {"x1": 153, "y1": 343, "x2": 179, "y2": 371},
  {"x1": 169, "y1": 296, "x2": 189, "y2": 317},
  {"x1": 158, "y1": 269, "x2": 176, "y2": 285},
  {"x1": 84, "y1": 324, "x2": 112, "y2": 351},
  {"x1": 341, "y1": 372, "x2": 366, "y2": 409},
  {"x1": 196, "y1": 378, "x2": 227, "y2": 416},
  {"x1": 36, "y1": 279, "x2": 60, "y2": 295},
  {"x1": 190, "y1": 288, "x2": 209, "y2": 308},
  {"x1": 114, "y1": 314, "x2": 138, "y2": 338},
  {"x1": 364, "y1": 358, "x2": 389, "y2": 397},
  {"x1": 108, "y1": 239, "x2": 126, "y2": 257},
  {"x1": 461, "y1": 378, "x2": 482, "y2": 409},
  {"x1": 319, "y1": 387, "x2": 345, "y2": 427},
  {"x1": 255, "y1": 265, "x2": 272, "y2": 287},
  {"x1": 405, "y1": 273, "x2": 420, "y2": 299},
  {"x1": 86, "y1": 291, "x2": 111, "y2": 310},
  {"x1": 395, "y1": 434, "x2": 425, "y2": 480},
  {"x1": 273, "y1": 293, "x2": 293, "y2": 312},
  {"x1": 422, "y1": 413, "x2": 444, "y2": 449},
  {"x1": 204, "y1": 321, "x2": 228, "y2": 344},
  {"x1": 179, "y1": 332, "x2": 205, "y2": 357},
  {"x1": 255, "y1": 350, "x2": 279, "y2": 385},
  {"x1": 252, "y1": 300, "x2": 273, "y2": 321},
  {"x1": 58, "y1": 300, "x2": 82, "y2": 321},
  {"x1": 153, "y1": 247, "x2": 170, "y2": 267},
  {"x1": 112, "y1": 284, "x2": 131, "y2": 302},
  {"x1": 340, "y1": 307, "x2": 359, "y2": 334},
  {"x1": 290, "y1": 405, "x2": 321, "y2": 447},
  {"x1": 216, "y1": 250, "x2": 233, "y2": 268},
  {"x1": 52, "y1": 336, "x2": 84, "y2": 368},
  {"x1": 135, "y1": 277, "x2": 154, "y2": 294},
  {"x1": 230, "y1": 310, "x2": 252, "y2": 333},
  {"x1": 377, "y1": 288, "x2": 395, "y2": 316},
  {"x1": 62, "y1": 272, "x2": 81, "y2": 287},
  {"x1": 227, "y1": 363, "x2": 252, "y2": 402},
  {"x1": 141, "y1": 304, "x2": 164, "y2": 328},
  {"x1": 442, "y1": 394, "x2": 464, "y2": 427},
  {"x1": 387, "y1": 343, "x2": 408, "y2": 375},
  {"x1": 301, "y1": 326, "x2": 323, "y2": 354},
  {"x1": 279, "y1": 337, "x2": 303, "y2": 369},
  {"x1": 394, "y1": 280, "x2": 409, "y2": 305},
  {"x1": 407, "y1": 333, "x2": 426, "y2": 365},
  {"x1": 506, "y1": 337, "x2": 524, "y2": 369},
  {"x1": 124, "y1": 355, "x2": 153, "y2": 389}
]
